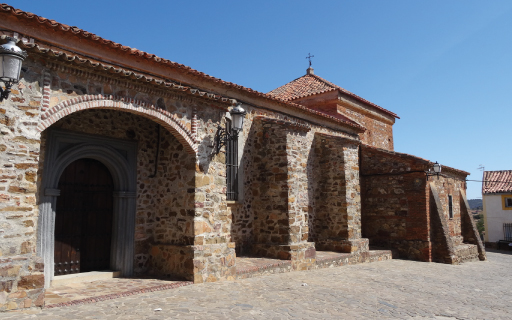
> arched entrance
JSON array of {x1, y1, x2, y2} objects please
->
[
  {"x1": 38, "y1": 130, "x2": 138, "y2": 287},
  {"x1": 54, "y1": 158, "x2": 114, "y2": 275}
]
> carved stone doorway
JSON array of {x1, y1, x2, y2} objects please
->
[{"x1": 39, "y1": 130, "x2": 138, "y2": 288}]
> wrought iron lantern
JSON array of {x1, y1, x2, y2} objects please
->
[
  {"x1": 213, "y1": 103, "x2": 247, "y2": 155},
  {"x1": 0, "y1": 37, "x2": 28, "y2": 102},
  {"x1": 426, "y1": 161, "x2": 442, "y2": 180}
]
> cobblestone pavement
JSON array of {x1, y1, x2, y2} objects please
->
[{"x1": 4, "y1": 251, "x2": 512, "y2": 319}]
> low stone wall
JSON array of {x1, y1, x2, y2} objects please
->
[
  {"x1": 251, "y1": 242, "x2": 316, "y2": 271},
  {"x1": 236, "y1": 260, "x2": 293, "y2": 280},
  {"x1": 315, "y1": 238, "x2": 369, "y2": 254},
  {"x1": 192, "y1": 243, "x2": 236, "y2": 283},
  {"x1": 148, "y1": 245, "x2": 194, "y2": 281},
  {"x1": 313, "y1": 250, "x2": 392, "y2": 269},
  {"x1": 369, "y1": 240, "x2": 430, "y2": 261},
  {"x1": 0, "y1": 255, "x2": 45, "y2": 311},
  {"x1": 236, "y1": 250, "x2": 392, "y2": 280},
  {"x1": 454, "y1": 244, "x2": 479, "y2": 264}
]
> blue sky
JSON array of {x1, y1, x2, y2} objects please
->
[{"x1": 8, "y1": 0, "x2": 512, "y2": 199}]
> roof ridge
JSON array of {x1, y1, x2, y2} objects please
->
[
  {"x1": 268, "y1": 71, "x2": 399, "y2": 119},
  {"x1": 267, "y1": 74, "x2": 316, "y2": 96},
  {"x1": 0, "y1": 3, "x2": 367, "y2": 132},
  {"x1": 309, "y1": 73, "x2": 338, "y2": 89}
]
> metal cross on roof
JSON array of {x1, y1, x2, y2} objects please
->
[{"x1": 306, "y1": 53, "x2": 314, "y2": 67}]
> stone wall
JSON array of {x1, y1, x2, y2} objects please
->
[
  {"x1": 360, "y1": 145, "x2": 478, "y2": 264},
  {"x1": 244, "y1": 117, "x2": 315, "y2": 270},
  {"x1": 0, "y1": 58, "x2": 45, "y2": 311},
  {"x1": 44, "y1": 108, "x2": 196, "y2": 279},
  {"x1": 225, "y1": 106, "x2": 366, "y2": 270},
  {"x1": 428, "y1": 172, "x2": 465, "y2": 247},
  {"x1": 309, "y1": 134, "x2": 366, "y2": 253},
  {"x1": 360, "y1": 145, "x2": 431, "y2": 261},
  {"x1": 0, "y1": 35, "x2": 412, "y2": 312},
  {"x1": 189, "y1": 104, "x2": 237, "y2": 283},
  {"x1": 429, "y1": 174, "x2": 485, "y2": 264}
]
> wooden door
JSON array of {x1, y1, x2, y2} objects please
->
[{"x1": 54, "y1": 158, "x2": 114, "y2": 276}]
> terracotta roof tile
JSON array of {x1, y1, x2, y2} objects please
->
[
  {"x1": 268, "y1": 73, "x2": 399, "y2": 119},
  {"x1": 483, "y1": 170, "x2": 512, "y2": 194},
  {"x1": 361, "y1": 144, "x2": 470, "y2": 176},
  {"x1": 0, "y1": 3, "x2": 366, "y2": 132}
]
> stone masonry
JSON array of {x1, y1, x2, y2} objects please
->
[
  {"x1": 309, "y1": 133, "x2": 368, "y2": 254},
  {"x1": 360, "y1": 145, "x2": 485, "y2": 263},
  {"x1": 248, "y1": 117, "x2": 316, "y2": 270},
  {"x1": 0, "y1": 58, "x2": 45, "y2": 311}
]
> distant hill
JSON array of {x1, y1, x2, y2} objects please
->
[{"x1": 468, "y1": 199, "x2": 483, "y2": 210}]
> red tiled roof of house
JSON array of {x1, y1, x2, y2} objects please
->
[
  {"x1": 268, "y1": 73, "x2": 399, "y2": 119},
  {"x1": 0, "y1": 3, "x2": 365, "y2": 132},
  {"x1": 483, "y1": 170, "x2": 512, "y2": 194}
]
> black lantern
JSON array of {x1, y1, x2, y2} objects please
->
[
  {"x1": 213, "y1": 103, "x2": 247, "y2": 155},
  {"x1": 426, "y1": 161, "x2": 442, "y2": 180},
  {"x1": 433, "y1": 161, "x2": 441, "y2": 174},
  {"x1": 0, "y1": 37, "x2": 28, "y2": 102},
  {"x1": 229, "y1": 103, "x2": 246, "y2": 132}
]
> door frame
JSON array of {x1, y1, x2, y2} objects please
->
[{"x1": 38, "y1": 130, "x2": 137, "y2": 288}]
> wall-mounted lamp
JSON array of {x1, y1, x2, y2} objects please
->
[
  {"x1": 0, "y1": 37, "x2": 28, "y2": 102},
  {"x1": 426, "y1": 161, "x2": 442, "y2": 180},
  {"x1": 213, "y1": 103, "x2": 247, "y2": 155}
]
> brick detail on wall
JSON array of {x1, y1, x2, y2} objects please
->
[
  {"x1": 41, "y1": 71, "x2": 51, "y2": 113},
  {"x1": 191, "y1": 109, "x2": 198, "y2": 143},
  {"x1": 37, "y1": 95, "x2": 197, "y2": 154}
]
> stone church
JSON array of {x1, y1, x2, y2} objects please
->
[{"x1": 0, "y1": 4, "x2": 484, "y2": 311}]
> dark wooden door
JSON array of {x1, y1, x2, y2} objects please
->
[{"x1": 54, "y1": 158, "x2": 114, "y2": 276}]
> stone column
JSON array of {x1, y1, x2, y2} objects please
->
[
  {"x1": 250, "y1": 117, "x2": 315, "y2": 270},
  {"x1": 37, "y1": 188, "x2": 60, "y2": 288},
  {"x1": 192, "y1": 163, "x2": 236, "y2": 283},
  {"x1": 112, "y1": 191, "x2": 137, "y2": 277},
  {"x1": 311, "y1": 134, "x2": 368, "y2": 254}
]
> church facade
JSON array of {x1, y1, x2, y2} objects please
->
[{"x1": 0, "y1": 4, "x2": 484, "y2": 311}]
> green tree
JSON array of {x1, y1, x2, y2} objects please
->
[{"x1": 475, "y1": 214, "x2": 485, "y2": 236}]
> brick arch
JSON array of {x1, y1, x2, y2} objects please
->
[{"x1": 37, "y1": 94, "x2": 197, "y2": 154}]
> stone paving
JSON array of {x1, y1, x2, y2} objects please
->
[
  {"x1": 44, "y1": 278, "x2": 192, "y2": 309},
  {"x1": 41, "y1": 250, "x2": 390, "y2": 308},
  {"x1": 3, "y1": 250, "x2": 512, "y2": 319}
]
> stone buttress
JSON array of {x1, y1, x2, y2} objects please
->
[
  {"x1": 309, "y1": 133, "x2": 368, "y2": 254},
  {"x1": 249, "y1": 116, "x2": 316, "y2": 270}
]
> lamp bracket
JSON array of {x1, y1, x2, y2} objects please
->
[
  {"x1": 0, "y1": 80, "x2": 14, "y2": 102},
  {"x1": 213, "y1": 125, "x2": 239, "y2": 155},
  {"x1": 425, "y1": 169, "x2": 441, "y2": 181}
]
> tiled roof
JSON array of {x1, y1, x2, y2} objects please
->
[
  {"x1": 0, "y1": 3, "x2": 365, "y2": 132},
  {"x1": 483, "y1": 170, "x2": 512, "y2": 194},
  {"x1": 361, "y1": 144, "x2": 470, "y2": 176},
  {"x1": 268, "y1": 73, "x2": 399, "y2": 119}
]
